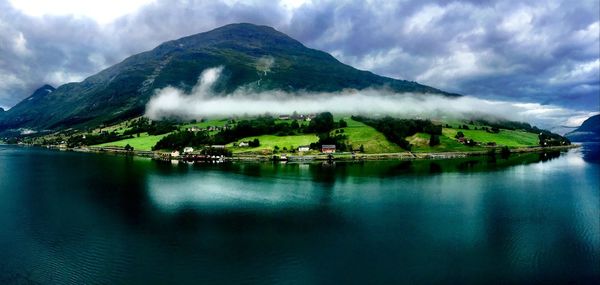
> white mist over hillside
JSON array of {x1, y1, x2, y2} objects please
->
[{"x1": 145, "y1": 67, "x2": 597, "y2": 132}]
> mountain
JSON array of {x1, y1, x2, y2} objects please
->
[
  {"x1": 566, "y1": 115, "x2": 600, "y2": 142},
  {"x1": 0, "y1": 23, "x2": 458, "y2": 133}
]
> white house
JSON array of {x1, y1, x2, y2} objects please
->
[
  {"x1": 298, "y1": 146, "x2": 310, "y2": 152},
  {"x1": 183, "y1": 147, "x2": 194, "y2": 153},
  {"x1": 170, "y1": 150, "x2": 180, "y2": 157},
  {"x1": 239, "y1": 142, "x2": 249, "y2": 147}
]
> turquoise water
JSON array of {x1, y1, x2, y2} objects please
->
[{"x1": 0, "y1": 144, "x2": 598, "y2": 284}]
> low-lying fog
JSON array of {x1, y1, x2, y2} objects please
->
[{"x1": 145, "y1": 67, "x2": 597, "y2": 133}]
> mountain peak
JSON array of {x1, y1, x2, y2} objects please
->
[
  {"x1": 36, "y1": 84, "x2": 56, "y2": 93},
  {"x1": 28, "y1": 84, "x2": 55, "y2": 99},
  {"x1": 156, "y1": 23, "x2": 304, "y2": 53},
  {"x1": 0, "y1": 23, "x2": 455, "y2": 132}
]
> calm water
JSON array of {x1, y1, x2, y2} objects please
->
[{"x1": 0, "y1": 144, "x2": 598, "y2": 284}]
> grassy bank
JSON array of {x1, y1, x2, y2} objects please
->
[{"x1": 94, "y1": 132, "x2": 169, "y2": 151}]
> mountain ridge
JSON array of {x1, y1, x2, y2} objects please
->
[
  {"x1": 0, "y1": 23, "x2": 459, "y2": 134},
  {"x1": 566, "y1": 114, "x2": 600, "y2": 142}
]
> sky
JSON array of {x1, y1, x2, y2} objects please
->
[{"x1": 0, "y1": 0, "x2": 598, "y2": 126}]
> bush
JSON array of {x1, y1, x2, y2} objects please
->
[
  {"x1": 429, "y1": 134, "x2": 440, "y2": 146},
  {"x1": 249, "y1": 138, "x2": 260, "y2": 147}
]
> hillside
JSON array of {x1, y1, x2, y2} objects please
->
[
  {"x1": 0, "y1": 23, "x2": 457, "y2": 134},
  {"x1": 82, "y1": 116, "x2": 551, "y2": 153},
  {"x1": 566, "y1": 115, "x2": 600, "y2": 142}
]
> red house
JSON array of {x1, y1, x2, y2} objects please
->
[{"x1": 321, "y1": 145, "x2": 336, "y2": 153}]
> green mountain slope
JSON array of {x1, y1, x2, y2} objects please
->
[
  {"x1": 0, "y1": 23, "x2": 457, "y2": 133},
  {"x1": 566, "y1": 115, "x2": 600, "y2": 142}
]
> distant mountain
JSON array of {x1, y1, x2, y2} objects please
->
[
  {"x1": 0, "y1": 23, "x2": 458, "y2": 133},
  {"x1": 566, "y1": 115, "x2": 600, "y2": 142}
]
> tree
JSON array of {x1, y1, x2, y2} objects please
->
[
  {"x1": 429, "y1": 134, "x2": 440, "y2": 146},
  {"x1": 307, "y1": 112, "x2": 334, "y2": 133},
  {"x1": 124, "y1": 144, "x2": 134, "y2": 151},
  {"x1": 359, "y1": 144, "x2": 365, "y2": 153},
  {"x1": 291, "y1": 120, "x2": 300, "y2": 130},
  {"x1": 339, "y1": 119, "x2": 348, "y2": 128},
  {"x1": 249, "y1": 138, "x2": 260, "y2": 147},
  {"x1": 455, "y1": 131, "x2": 465, "y2": 139}
]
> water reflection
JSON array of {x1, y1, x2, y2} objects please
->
[{"x1": 0, "y1": 145, "x2": 597, "y2": 284}]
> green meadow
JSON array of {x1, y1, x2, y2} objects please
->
[{"x1": 91, "y1": 116, "x2": 541, "y2": 154}]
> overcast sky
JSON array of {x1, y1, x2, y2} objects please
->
[{"x1": 0, "y1": 0, "x2": 598, "y2": 118}]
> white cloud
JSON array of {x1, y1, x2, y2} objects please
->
[
  {"x1": 8, "y1": 0, "x2": 156, "y2": 24},
  {"x1": 0, "y1": 73, "x2": 26, "y2": 94},
  {"x1": 44, "y1": 70, "x2": 85, "y2": 85},
  {"x1": 549, "y1": 59, "x2": 600, "y2": 86},
  {"x1": 13, "y1": 32, "x2": 31, "y2": 56},
  {"x1": 404, "y1": 4, "x2": 446, "y2": 33},
  {"x1": 146, "y1": 67, "x2": 596, "y2": 132}
]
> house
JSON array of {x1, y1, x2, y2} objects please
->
[
  {"x1": 170, "y1": 150, "x2": 180, "y2": 157},
  {"x1": 321, "y1": 145, "x2": 336, "y2": 153},
  {"x1": 187, "y1": 126, "x2": 200, "y2": 132},
  {"x1": 298, "y1": 146, "x2": 310, "y2": 152},
  {"x1": 457, "y1": 137, "x2": 466, "y2": 143},
  {"x1": 239, "y1": 142, "x2": 249, "y2": 147},
  {"x1": 211, "y1": 145, "x2": 226, "y2": 149},
  {"x1": 183, "y1": 147, "x2": 194, "y2": 153},
  {"x1": 279, "y1": 115, "x2": 290, "y2": 120}
]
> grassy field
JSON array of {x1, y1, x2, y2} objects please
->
[
  {"x1": 232, "y1": 134, "x2": 318, "y2": 154},
  {"x1": 408, "y1": 132, "x2": 485, "y2": 153},
  {"x1": 409, "y1": 127, "x2": 539, "y2": 152},
  {"x1": 442, "y1": 128, "x2": 539, "y2": 147},
  {"x1": 92, "y1": 117, "x2": 140, "y2": 135},
  {"x1": 342, "y1": 117, "x2": 403, "y2": 153},
  {"x1": 94, "y1": 132, "x2": 169, "y2": 151},
  {"x1": 180, "y1": 119, "x2": 230, "y2": 129}
]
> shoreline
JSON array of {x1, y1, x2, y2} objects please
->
[{"x1": 9, "y1": 143, "x2": 579, "y2": 162}]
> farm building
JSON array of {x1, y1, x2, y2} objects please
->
[
  {"x1": 321, "y1": 145, "x2": 336, "y2": 153},
  {"x1": 298, "y1": 146, "x2": 310, "y2": 152}
]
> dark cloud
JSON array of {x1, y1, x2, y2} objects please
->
[{"x1": 0, "y1": 0, "x2": 598, "y2": 116}]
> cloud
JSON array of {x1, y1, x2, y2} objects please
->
[
  {"x1": 0, "y1": 0, "x2": 598, "y2": 119},
  {"x1": 146, "y1": 67, "x2": 597, "y2": 133}
]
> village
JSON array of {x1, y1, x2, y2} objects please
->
[{"x1": 7, "y1": 112, "x2": 574, "y2": 165}]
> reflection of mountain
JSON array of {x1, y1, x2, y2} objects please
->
[
  {"x1": 566, "y1": 115, "x2": 600, "y2": 142},
  {"x1": 580, "y1": 142, "x2": 600, "y2": 164}
]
